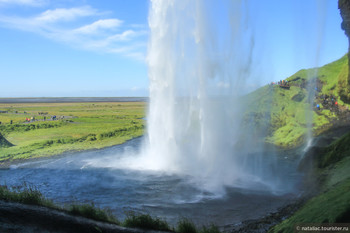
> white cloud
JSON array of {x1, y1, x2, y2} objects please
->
[
  {"x1": 74, "y1": 19, "x2": 123, "y2": 34},
  {"x1": 107, "y1": 30, "x2": 138, "y2": 42},
  {"x1": 35, "y1": 6, "x2": 97, "y2": 23},
  {"x1": 0, "y1": 0, "x2": 46, "y2": 6},
  {"x1": 0, "y1": 5, "x2": 147, "y2": 61}
]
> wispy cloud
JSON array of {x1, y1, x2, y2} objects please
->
[
  {"x1": 35, "y1": 6, "x2": 97, "y2": 23},
  {"x1": 107, "y1": 30, "x2": 139, "y2": 42},
  {"x1": 0, "y1": 5, "x2": 147, "y2": 61},
  {"x1": 74, "y1": 19, "x2": 123, "y2": 34},
  {"x1": 0, "y1": 0, "x2": 46, "y2": 7}
]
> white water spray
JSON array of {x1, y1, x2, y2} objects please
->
[
  {"x1": 133, "y1": 0, "x2": 281, "y2": 194},
  {"x1": 303, "y1": 1, "x2": 327, "y2": 154},
  {"x1": 101, "y1": 0, "x2": 302, "y2": 196}
]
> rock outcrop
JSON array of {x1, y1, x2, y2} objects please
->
[
  {"x1": 339, "y1": 0, "x2": 350, "y2": 44},
  {"x1": 338, "y1": 0, "x2": 350, "y2": 102}
]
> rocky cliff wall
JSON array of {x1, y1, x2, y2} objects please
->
[
  {"x1": 339, "y1": 0, "x2": 350, "y2": 85},
  {"x1": 338, "y1": 0, "x2": 350, "y2": 103}
]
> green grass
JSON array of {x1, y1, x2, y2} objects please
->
[
  {"x1": 243, "y1": 84, "x2": 310, "y2": 148},
  {"x1": 269, "y1": 177, "x2": 350, "y2": 233},
  {"x1": 0, "y1": 102, "x2": 146, "y2": 163},
  {"x1": 122, "y1": 214, "x2": 221, "y2": 233},
  {"x1": 243, "y1": 54, "x2": 349, "y2": 148},
  {"x1": 324, "y1": 156, "x2": 350, "y2": 189},
  {"x1": 0, "y1": 183, "x2": 55, "y2": 209},
  {"x1": 176, "y1": 218, "x2": 220, "y2": 233},
  {"x1": 319, "y1": 132, "x2": 350, "y2": 168},
  {"x1": 0, "y1": 184, "x2": 119, "y2": 225},
  {"x1": 270, "y1": 131, "x2": 350, "y2": 233},
  {"x1": 0, "y1": 184, "x2": 221, "y2": 232},
  {"x1": 123, "y1": 213, "x2": 171, "y2": 231},
  {"x1": 68, "y1": 203, "x2": 119, "y2": 225},
  {"x1": 177, "y1": 218, "x2": 198, "y2": 233}
]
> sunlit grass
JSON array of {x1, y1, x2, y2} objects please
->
[
  {"x1": 0, "y1": 102, "x2": 146, "y2": 162},
  {"x1": 244, "y1": 54, "x2": 349, "y2": 148},
  {"x1": 270, "y1": 132, "x2": 350, "y2": 233},
  {"x1": 269, "y1": 177, "x2": 350, "y2": 233}
]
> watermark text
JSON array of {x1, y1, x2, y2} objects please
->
[{"x1": 295, "y1": 223, "x2": 350, "y2": 233}]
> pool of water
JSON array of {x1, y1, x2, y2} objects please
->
[{"x1": 0, "y1": 137, "x2": 301, "y2": 227}]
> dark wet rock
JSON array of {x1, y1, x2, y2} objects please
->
[
  {"x1": 291, "y1": 92, "x2": 305, "y2": 102},
  {"x1": 298, "y1": 146, "x2": 324, "y2": 171},
  {"x1": 299, "y1": 126, "x2": 350, "y2": 173},
  {"x1": 339, "y1": 0, "x2": 350, "y2": 103},
  {"x1": 0, "y1": 201, "x2": 167, "y2": 233},
  {"x1": 339, "y1": 0, "x2": 350, "y2": 54}
]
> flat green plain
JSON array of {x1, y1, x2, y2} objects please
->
[{"x1": 0, "y1": 102, "x2": 146, "y2": 163}]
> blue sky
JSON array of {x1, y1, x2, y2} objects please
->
[{"x1": 0, "y1": 0, "x2": 347, "y2": 97}]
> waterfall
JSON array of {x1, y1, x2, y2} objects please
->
[
  {"x1": 302, "y1": 1, "x2": 327, "y2": 154},
  {"x1": 141, "y1": 0, "x2": 282, "y2": 194}
]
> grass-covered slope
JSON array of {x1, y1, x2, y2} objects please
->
[
  {"x1": 270, "y1": 132, "x2": 350, "y2": 233},
  {"x1": 244, "y1": 54, "x2": 349, "y2": 148},
  {"x1": 270, "y1": 179, "x2": 350, "y2": 233}
]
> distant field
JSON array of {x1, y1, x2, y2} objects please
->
[
  {"x1": 0, "y1": 102, "x2": 146, "y2": 163},
  {"x1": 0, "y1": 97, "x2": 148, "y2": 103}
]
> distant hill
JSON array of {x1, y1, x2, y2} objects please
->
[{"x1": 243, "y1": 54, "x2": 349, "y2": 148}]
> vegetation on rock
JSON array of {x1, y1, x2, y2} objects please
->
[
  {"x1": 270, "y1": 131, "x2": 350, "y2": 232},
  {"x1": 244, "y1": 54, "x2": 349, "y2": 148}
]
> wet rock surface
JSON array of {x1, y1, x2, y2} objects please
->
[
  {"x1": 339, "y1": 0, "x2": 350, "y2": 45},
  {"x1": 339, "y1": 0, "x2": 350, "y2": 84}
]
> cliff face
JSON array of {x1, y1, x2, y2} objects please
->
[
  {"x1": 338, "y1": 0, "x2": 350, "y2": 103},
  {"x1": 339, "y1": 0, "x2": 350, "y2": 83},
  {"x1": 339, "y1": 0, "x2": 350, "y2": 38}
]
